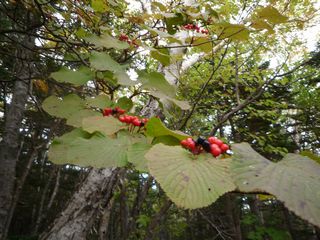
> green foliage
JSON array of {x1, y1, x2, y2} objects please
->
[
  {"x1": 232, "y1": 143, "x2": 320, "y2": 227},
  {"x1": 50, "y1": 67, "x2": 93, "y2": 86},
  {"x1": 49, "y1": 130, "x2": 145, "y2": 168},
  {"x1": 146, "y1": 144, "x2": 236, "y2": 209},
  {"x1": 127, "y1": 143, "x2": 152, "y2": 172},
  {"x1": 145, "y1": 117, "x2": 189, "y2": 141}
]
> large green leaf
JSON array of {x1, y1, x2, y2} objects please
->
[
  {"x1": 146, "y1": 144, "x2": 236, "y2": 209},
  {"x1": 146, "y1": 117, "x2": 189, "y2": 141},
  {"x1": 150, "y1": 48, "x2": 171, "y2": 66},
  {"x1": 255, "y1": 6, "x2": 288, "y2": 24},
  {"x1": 50, "y1": 67, "x2": 93, "y2": 86},
  {"x1": 85, "y1": 33, "x2": 129, "y2": 50},
  {"x1": 231, "y1": 143, "x2": 320, "y2": 227},
  {"x1": 42, "y1": 94, "x2": 99, "y2": 127},
  {"x1": 49, "y1": 131, "x2": 135, "y2": 168},
  {"x1": 42, "y1": 94, "x2": 85, "y2": 119},
  {"x1": 86, "y1": 95, "x2": 112, "y2": 109},
  {"x1": 150, "y1": 91, "x2": 190, "y2": 110},
  {"x1": 90, "y1": 51, "x2": 135, "y2": 86},
  {"x1": 116, "y1": 97, "x2": 133, "y2": 111},
  {"x1": 217, "y1": 23, "x2": 249, "y2": 41},
  {"x1": 66, "y1": 109, "x2": 100, "y2": 127},
  {"x1": 127, "y1": 142, "x2": 152, "y2": 172},
  {"x1": 82, "y1": 116, "x2": 124, "y2": 136},
  {"x1": 90, "y1": 51, "x2": 122, "y2": 72},
  {"x1": 138, "y1": 71, "x2": 176, "y2": 97}
]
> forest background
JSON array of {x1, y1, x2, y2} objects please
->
[{"x1": 0, "y1": 0, "x2": 320, "y2": 240}]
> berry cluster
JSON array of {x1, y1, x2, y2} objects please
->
[
  {"x1": 103, "y1": 107, "x2": 126, "y2": 116},
  {"x1": 183, "y1": 24, "x2": 209, "y2": 34},
  {"x1": 181, "y1": 136, "x2": 229, "y2": 158},
  {"x1": 102, "y1": 107, "x2": 149, "y2": 128},
  {"x1": 118, "y1": 34, "x2": 139, "y2": 48},
  {"x1": 119, "y1": 115, "x2": 149, "y2": 127}
]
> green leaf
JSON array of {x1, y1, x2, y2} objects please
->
[
  {"x1": 90, "y1": 51, "x2": 135, "y2": 86},
  {"x1": 49, "y1": 131, "x2": 135, "y2": 168},
  {"x1": 256, "y1": 6, "x2": 288, "y2": 24},
  {"x1": 116, "y1": 97, "x2": 133, "y2": 111},
  {"x1": 251, "y1": 19, "x2": 275, "y2": 34},
  {"x1": 86, "y1": 95, "x2": 112, "y2": 109},
  {"x1": 146, "y1": 144, "x2": 236, "y2": 209},
  {"x1": 82, "y1": 116, "x2": 124, "y2": 136},
  {"x1": 151, "y1": 2, "x2": 166, "y2": 11},
  {"x1": 66, "y1": 109, "x2": 100, "y2": 127},
  {"x1": 91, "y1": 0, "x2": 108, "y2": 12},
  {"x1": 231, "y1": 142, "x2": 320, "y2": 228},
  {"x1": 149, "y1": 91, "x2": 190, "y2": 110},
  {"x1": 85, "y1": 33, "x2": 129, "y2": 50},
  {"x1": 90, "y1": 51, "x2": 122, "y2": 71},
  {"x1": 150, "y1": 49, "x2": 171, "y2": 66},
  {"x1": 42, "y1": 94, "x2": 100, "y2": 127},
  {"x1": 300, "y1": 150, "x2": 320, "y2": 164},
  {"x1": 217, "y1": 23, "x2": 249, "y2": 41},
  {"x1": 50, "y1": 67, "x2": 93, "y2": 86},
  {"x1": 127, "y1": 143, "x2": 152, "y2": 172},
  {"x1": 146, "y1": 117, "x2": 190, "y2": 141},
  {"x1": 139, "y1": 71, "x2": 176, "y2": 97},
  {"x1": 192, "y1": 37, "x2": 212, "y2": 53},
  {"x1": 153, "y1": 135, "x2": 181, "y2": 146},
  {"x1": 42, "y1": 94, "x2": 85, "y2": 119}
]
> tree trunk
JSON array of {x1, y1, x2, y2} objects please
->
[
  {"x1": 39, "y1": 168, "x2": 120, "y2": 240},
  {"x1": 0, "y1": 34, "x2": 35, "y2": 240}
]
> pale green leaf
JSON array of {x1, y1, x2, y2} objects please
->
[
  {"x1": 42, "y1": 94, "x2": 85, "y2": 119},
  {"x1": 232, "y1": 142, "x2": 320, "y2": 228},
  {"x1": 146, "y1": 144, "x2": 236, "y2": 209},
  {"x1": 86, "y1": 95, "x2": 112, "y2": 109},
  {"x1": 91, "y1": 0, "x2": 108, "y2": 12},
  {"x1": 85, "y1": 33, "x2": 129, "y2": 50},
  {"x1": 116, "y1": 97, "x2": 133, "y2": 111},
  {"x1": 217, "y1": 23, "x2": 249, "y2": 41},
  {"x1": 127, "y1": 143, "x2": 152, "y2": 172},
  {"x1": 256, "y1": 6, "x2": 288, "y2": 24},
  {"x1": 90, "y1": 51, "x2": 122, "y2": 71},
  {"x1": 146, "y1": 117, "x2": 189, "y2": 141},
  {"x1": 82, "y1": 116, "x2": 124, "y2": 136},
  {"x1": 139, "y1": 71, "x2": 176, "y2": 97},
  {"x1": 66, "y1": 109, "x2": 100, "y2": 127},
  {"x1": 49, "y1": 131, "x2": 135, "y2": 168},
  {"x1": 50, "y1": 67, "x2": 93, "y2": 86},
  {"x1": 150, "y1": 49, "x2": 171, "y2": 66}
]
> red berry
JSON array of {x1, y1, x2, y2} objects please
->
[
  {"x1": 208, "y1": 137, "x2": 217, "y2": 144},
  {"x1": 181, "y1": 139, "x2": 188, "y2": 147},
  {"x1": 103, "y1": 108, "x2": 112, "y2": 116},
  {"x1": 119, "y1": 34, "x2": 128, "y2": 41},
  {"x1": 115, "y1": 107, "x2": 125, "y2": 115},
  {"x1": 132, "y1": 119, "x2": 141, "y2": 127},
  {"x1": 186, "y1": 138, "x2": 196, "y2": 150},
  {"x1": 123, "y1": 115, "x2": 131, "y2": 123},
  {"x1": 118, "y1": 116, "x2": 126, "y2": 123},
  {"x1": 142, "y1": 118, "x2": 149, "y2": 123},
  {"x1": 126, "y1": 116, "x2": 135, "y2": 123},
  {"x1": 215, "y1": 139, "x2": 224, "y2": 147},
  {"x1": 210, "y1": 145, "x2": 221, "y2": 157},
  {"x1": 220, "y1": 144, "x2": 229, "y2": 153}
]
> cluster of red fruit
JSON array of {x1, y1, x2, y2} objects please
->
[
  {"x1": 181, "y1": 136, "x2": 229, "y2": 157},
  {"x1": 102, "y1": 107, "x2": 149, "y2": 128},
  {"x1": 183, "y1": 24, "x2": 209, "y2": 34},
  {"x1": 118, "y1": 34, "x2": 139, "y2": 48}
]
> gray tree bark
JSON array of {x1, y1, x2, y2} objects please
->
[
  {"x1": 39, "y1": 168, "x2": 120, "y2": 240},
  {"x1": 0, "y1": 34, "x2": 35, "y2": 240}
]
